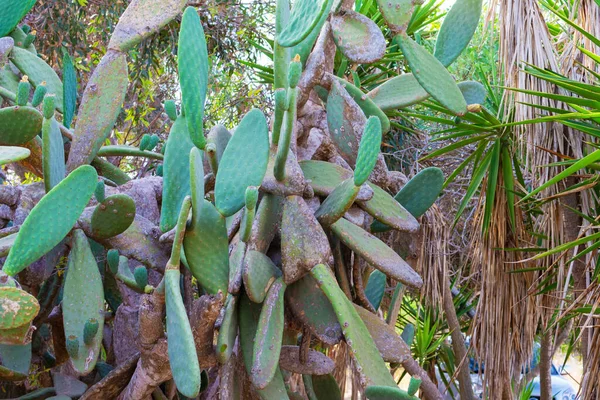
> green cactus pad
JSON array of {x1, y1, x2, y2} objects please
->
[
  {"x1": 251, "y1": 277, "x2": 286, "y2": 390},
  {"x1": 401, "y1": 323, "x2": 415, "y2": 346},
  {"x1": 396, "y1": 33, "x2": 467, "y2": 116},
  {"x1": 133, "y1": 266, "x2": 148, "y2": 290},
  {"x1": 0, "y1": 146, "x2": 30, "y2": 165},
  {"x1": 184, "y1": 200, "x2": 229, "y2": 295},
  {"x1": 42, "y1": 112, "x2": 66, "y2": 192},
  {"x1": 0, "y1": 106, "x2": 43, "y2": 146},
  {"x1": 214, "y1": 109, "x2": 269, "y2": 217},
  {"x1": 277, "y1": 0, "x2": 332, "y2": 48},
  {"x1": 360, "y1": 183, "x2": 419, "y2": 232},
  {"x1": 207, "y1": 124, "x2": 232, "y2": 164},
  {"x1": 0, "y1": 343, "x2": 31, "y2": 380},
  {"x1": 62, "y1": 51, "x2": 77, "y2": 129},
  {"x1": 8, "y1": 27, "x2": 36, "y2": 54},
  {"x1": 216, "y1": 294, "x2": 238, "y2": 364},
  {"x1": 91, "y1": 194, "x2": 136, "y2": 239},
  {"x1": 67, "y1": 51, "x2": 128, "y2": 171},
  {"x1": 290, "y1": 0, "x2": 330, "y2": 65},
  {"x1": 285, "y1": 275, "x2": 342, "y2": 345},
  {"x1": 371, "y1": 167, "x2": 444, "y2": 233},
  {"x1": 160, "y1": 116, "x2": 194, "y2": 232},
  {"x1": 331, "y1": 10, "x2": 385, "y2": 64},
  {"x1": 0, "y1": 65, "x2": 20, "y2": 95},
  {"x1": 365, "y1": 270, "x2": 386, "y2": 310},
  {"x1": 365, "y1": 386, "x2": 418, "y2": 400},
  {"x1": 91, "y1": 158, "x2": 130, "y2": 186},
  {"x1": 62, "y1": 229, "x2": 105, "y2": 374},
  {"x1": 97, "y1": 145, "x2": 164, "y2": 160},
  {"x1": 243, "y1": 250, "x2": 282, "y2": 303},
  {"x1": 2, "y1": 165, "x2": 97, "y2": 276},
  {"x1": 0, "y1": 287, "x2": 39, "y2": 330},
  {"x1": 273, "y1": 0, "x2": 291, "y2": 89},
  {"x1": 306, "y1": 374, "x2": 342, "y2": 400},
  {"x1": 228, "y1": 240, "x2": 246, "y2": 295},
  {"x1": 331, "y1": 218, "x2": 423, "y2": 288},
  {"x1": 178, "y1": 7, "x2": 209, "y2": 149},
  {"x1": 354, "y1": 117, "x2": 382, "y2": 186},
  {"x1": 331, "y1": 76, "x2": 390, "y2": 133},
  {"x1": 165, "y1": 268, "x2": 201, "y2": 398},
  {"x1": 353, "y1": 304, "x2": 411, "y2": 363},
  {"x1": 326, "y1": 79, "x2": 364, "y2": 164},
  {"x1": 376, "y1": 0, "x2": 414, "y2": 33},
  {"x1": 108, "y1": 0, "x2": 186, "y2": 51},
  {"x1": 315, "y1": 178, "x2": 360, "y2": 226},
  {"x1": 188, "y1": 146, "x2": 204, "y2": 216},
  {"x1": 0, "y1": 0, "x2": 37, "y2": 37},
  {"x1": 434, "y1": 0, "x2": 483, "y2": 67},
  {"x1": 299, "y1": 160, "x2": 351, "y2": 196},
  {"x1": 310, "y1": 264, "x2": 396, "y2": 388},
  {"x1": 239, "y1": 293, "x2": 290, "y2": 399},
  {"x1": 407, "y1": 377, "x2": 422, "y2": 396},
  {"x1": 10, "y1": 47, "x2": 63, "y2": 112},
  {"x1": 248, "y1": 193, "x2": 284, "y2": 254},
  {"x1": 458, "y1": 80, "x2": 486, "y2": 105},
  {"x1": 281, "y1": 196, "x2": 332, "y2": 284},
  {"x1": 278, "y1": 345, "x2": 335, "y2": 375}
]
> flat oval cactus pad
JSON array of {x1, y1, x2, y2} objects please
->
[
  {"x1": 0, "y1": 106, "x2": 43, "y2": 146},
  {"x1": 0, "y1": 287, "x2": 39, "y2": 330},
  {"x1": 91, "y1": 194, "x2": 136, "y2": 239}
]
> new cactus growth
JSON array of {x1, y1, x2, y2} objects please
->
[{"x1": 0, "y1": 0, "x2": 484, "y2": 396}]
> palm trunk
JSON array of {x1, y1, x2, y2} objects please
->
[{"x1": 539, "y1": 332, "x2": 552, "y2": 400}]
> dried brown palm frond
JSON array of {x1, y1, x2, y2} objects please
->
[
  {"x1": 580, "y1": 318, "x2": 600, "y2": 399},
  {"x1": 469, "y1": 175, "x2": 540, "y2": 397}
]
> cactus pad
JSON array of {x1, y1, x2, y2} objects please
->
[
  {"x1": 365, "y1": 386, "x2": 418, "y2": 400},
  {"x1": 434, "y1": 0, "x2": 483, "y2": 67},
  {"x1": 0, "y1": 106, "x2": 43, "y2": 146},
  {"x1": 367, "y1": 73, "x2": 429, "y2": 111},
  {"x1": 91, "y1": 194, "x2": 136, "y2": 239},
  {"x1": 332, "y1": 76, "x2": 390, "y2": 133},
  {"x1": 215, "y1": 109, "x2": 269, "y2": 217},
  {"x1": 239, "y1": 293, "x2": 290, "y2": 399},
  {"x1": 360, "y1": 183, "x2": 419, "y2": 232},
  {"x1": 0, "y1": 343, "x2": 31, "y2": 380},
  {"x1": 315, "y1": 178, "x2": 360, "y2": 226},
  {"x1": 67, "y1": 51, "x2": 128, "y2": 171},
  {"x1": 165, "y1": 268, "x2": 201, "y2": 398},
  {"x1": 331, "y1": 10, "x2": 385, "y2": 64},
  {"x1": 96, "y1": 145, "x2": 164, "y2": 160},
  {"x1": 0, "y1": 287, "x2": 39, "y2": 330},
  {"x1": 458, "y1": 80, "x2": 486, "y2": 105},
  {"x1": 365, "y1": 270, "x2": 386, "y2": 310},
  {"x1": 354, "y1": 117, "x2": 382, "y2": 186},
  {"x1": 310, "y1": 264, "x2": 397, "y2": 387},
  {"x1": 0, "y1": 146, "x2": 30, "y2": 165},
  {"x1": 354, "y1": 304, "x2": 411, "y2": 363},
  {"x1": 207, "y1": 124, "x2": 232, "y2": 164},
  {"x1": 281, "y1": 196, "x2": 332, "y2": 284},
  {"x1": 178, "y1": 6, "x2": 209, "y2": 149},
  {"x1": 3, "y1": 165, "x2": 97, "y2": 276},
  {"x1": 10, "y1": 47, "x2": 63, "y2": 112},
  {"x1": 184, "y1": 199, "x2": 229, "y2": 295},
  {"x1": 299, "y1": 160, "x2": 351, "y2": 196},
  {"x1": 375, "y1": 0, "x2": 414, "y2": 33},
  {"x1": 285, "y1": 275, "x2": 342, "y2": 345},
  {"x1": 42, "y1": 109, "x2": 66, "y2": 192},
  {"x1": 306, "y1": 374, "x2": 342, "y2": 400},
  {"x1": 396, "y1": 33, "x2": 467, "y2": 116},
  {"x1": 160, "y1": 116, "x2": 194, "y2": 232},
  {"x1": 327, "y1": 79, "x2": 364, "y2": 164},
  {"x1": 62, "y1": 230, "x2": 105, "y2": 374},
  {"x1": 277, "y1": 0, "x2": 333, "y2": 48},
  {"x1": 251, "y1": 277, "x2": 286, "y2": 389},
  {"x1": 0, "y1": 0, "x2": 37, "y2": 37},
  {"x1": 243, "y1": 250, "x2": 282, "y2": 303},
  {"x1": 216, "y1": 294, "x2": 238, "y2": 364},
  {"x1": 108, "y1": 0, "x2": 187, "y2": 52},
  {"x1": 330, "y1": 218, "x2": 423, "y2": 288},
  {"x1": 62, "y1": 51, "x2": 77, "y2": 129}
]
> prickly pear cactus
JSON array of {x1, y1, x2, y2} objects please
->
[{"x1": 0, "y1": 0, "x2": 484, "y2": 397}]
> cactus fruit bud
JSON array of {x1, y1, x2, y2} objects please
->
[
  {"x1": 23, "y1": 32, "x2": 36, "y2": 48},
  {"x1": 139, "y1": 134, "x2": 151, "y2": 151},
  {"x1": 95, "y1": 181, "x2": 105, "y2": 203},
  {"x1": 66, "y1": 335, "x2": 79, "y2": 358},
  {"x1": 164, "y1": 100, "x2": 178, "y2": 121},
  {"x1": 107, "y1": 249, "x2": 119, "y2": 275},
  {"x1": 149, "y1": 134, "x2": 160, "y2": 151},
  {"x1": 206, "y1": 143, "x2": 218, "y2": 174},
  {"x1": 32, "y1": 82, "x2": 47, "y2": 107},
  {"x1": 288, "y1": 55, "x2": 302, "y2": 88},
  {"x1": 83, "y1": 318, "x2": 99, "y2": 345},
  {"x1": 16, "y1": 76, "x2": 31, "y2": 106},
  {"x1": 42, "y1": 94, "x2": 55, "y2": 119},
  {"x1": 407, "y1": 376, "x2": 422, "y2": 396},
  {"x1": 21, "y1": 25, "x2": 31, "y2": 34},
  {"x1": 134, "y1": 266, "x2": 148, "y2": 290}
]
